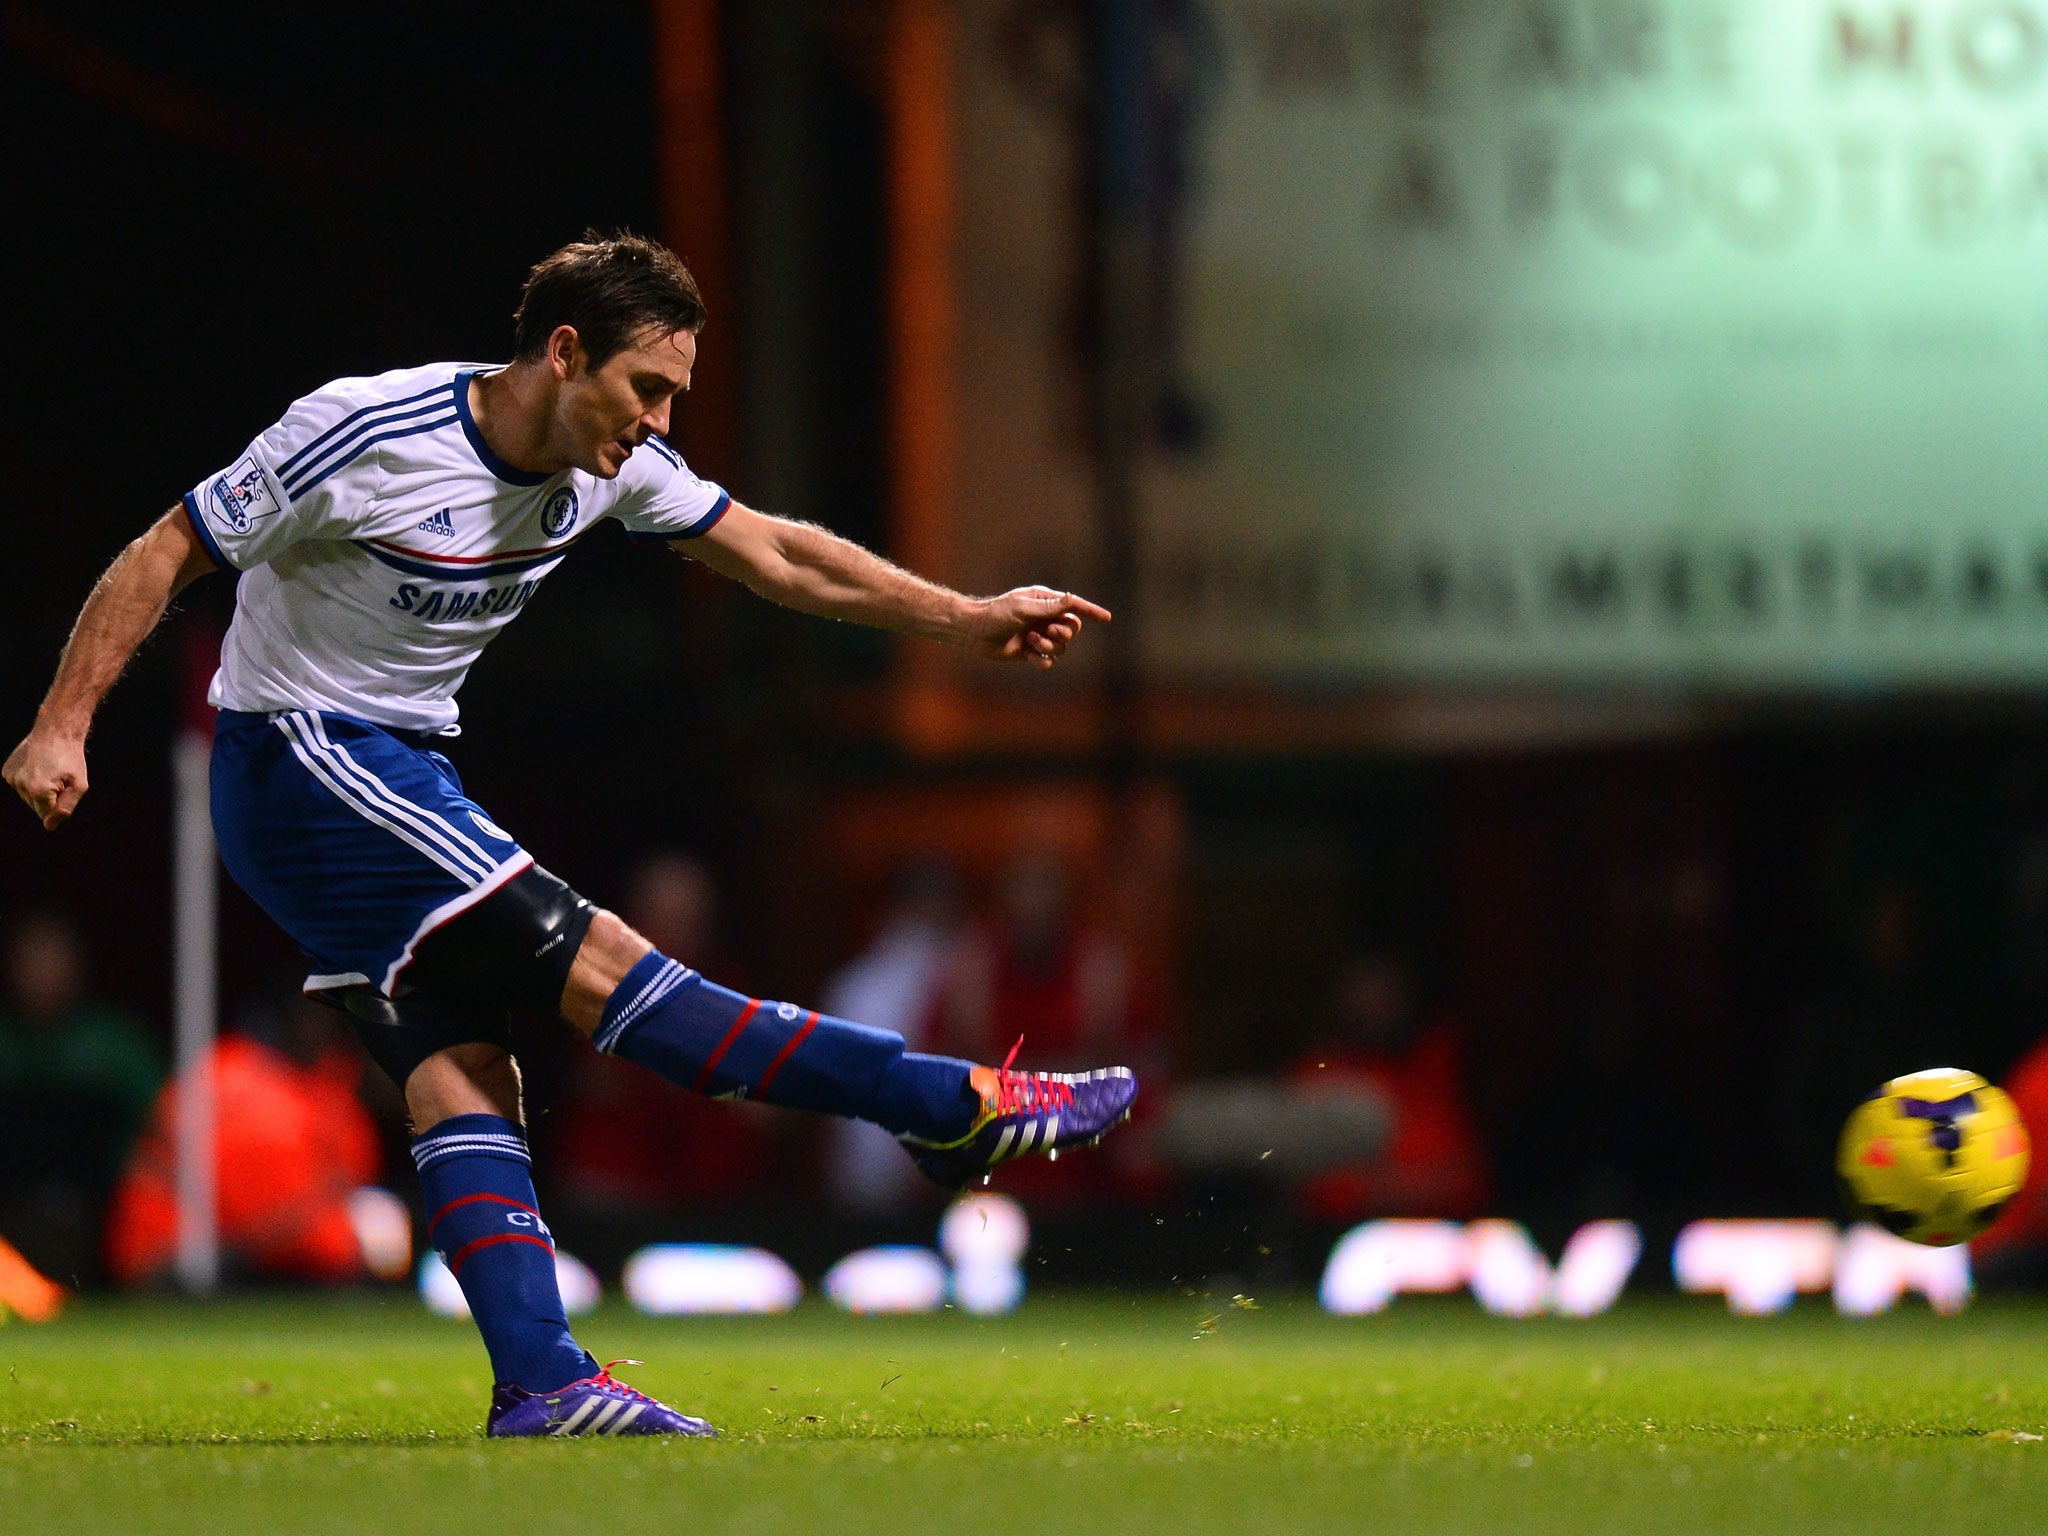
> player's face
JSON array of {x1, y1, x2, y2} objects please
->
[{"x1": 561, "y1": 326, "x2": 696, "y2": 478}]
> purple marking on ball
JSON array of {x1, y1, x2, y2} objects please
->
[{"x1": 1899, "y1": 1095, "x2": 1974, "y2": 1158}]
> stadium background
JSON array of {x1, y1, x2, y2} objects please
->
[{"x1": 4, "y1": 0, "x2": 2048, "y2": 1292}]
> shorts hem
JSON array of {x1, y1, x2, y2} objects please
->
[
  {"x1": 378, "y1": 852, "x2": 536, "y2": 996},
  {"x1": 304, "y1": 971, "x2": 372, "y2": 993}
]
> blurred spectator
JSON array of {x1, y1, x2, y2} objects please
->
[
  {"x1": 925, "y1": 852, "x2": 1166, "y2": 1205},
  {"x1": 821, "y1": 859, "x2": 967, "y2": 1216},
  {"x1": 1286, "y1": 954, "x2": 1490, "y2": 1223},
  {"x1": 0, "y1": 914, "x2": 162, "y2": 1280},
  {"x1": 550, "y1": 851, "x2": 770, "y2": 1212},
  {"x1": 106, "y1": 992, "x2": 392, "y2": 1285}
]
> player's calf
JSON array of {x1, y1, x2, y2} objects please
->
[
  {"x1": 413, "y1": 1113, "x2": 596, "y2": 1396},
  {"x1": 411, "y1": 1106, "x2": 717, "y2": 1436},
  {"x1": 590, "y1": 949, "x2": 978, "y2": 1138},
  {"x1": 587, "y1": 947, "x2": 1140, "y2": 1186}
]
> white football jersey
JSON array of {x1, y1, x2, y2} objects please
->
[{"x1": 183, "y1": 361, "x2": 728, "y2": 733}]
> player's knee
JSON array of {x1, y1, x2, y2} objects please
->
[
  {"x1": 407, "y1": 1043, "x2": 521, "y2": 1133},
  {"x1": 578, "y1": 909, "x2": 653, "y2": 975},
  {"x1": 560, "y1": 908, "x2": 656, "y2": 1037},
  {"x1": 407, "y1": 863, "x2": 596, "y2": 1016}
]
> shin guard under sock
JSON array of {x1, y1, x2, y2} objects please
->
[
  {"x1": 594, "y1": 952, "x2": 979, "y2": 1141},
  {"x1": 412, "y1": 1114, "x2": 594, "y2": 1393}
]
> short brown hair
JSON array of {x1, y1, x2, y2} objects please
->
[{"x1": 512, "y1": 230, "x2": 706, "y2": 369}]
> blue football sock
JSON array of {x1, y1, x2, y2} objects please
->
[
  {"x1": 412, "y1": 1114, "x2": 595, "y2": 1393},
  {"x1": 594, "y1": 951, "x2": 980, "y2": 1141}
]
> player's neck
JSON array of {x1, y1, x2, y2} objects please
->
[{"x1": 468, "y1": 365, "x2": 571, "y2": 477}]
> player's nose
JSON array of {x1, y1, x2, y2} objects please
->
[{"x1": 643, "y1": 399, "x2": 672, "y2": 437}]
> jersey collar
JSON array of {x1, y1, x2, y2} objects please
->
[{"x1": 454, "y1": 368, "x2": 554, "y2": 487}]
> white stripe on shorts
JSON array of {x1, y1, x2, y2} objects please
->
[
  {"x1": 273, "y1": 713, "x2": 489, "y2": 883},
  {"x1": 287, "y1": 711, "x2": 498, "y2": 879},
  {"x1": 303, "y1": 712, "x2": 500, "y2": 870}
]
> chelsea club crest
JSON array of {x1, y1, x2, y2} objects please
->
[{"x1": 541, "y1": 486, "x2": 579, "y2": 538}]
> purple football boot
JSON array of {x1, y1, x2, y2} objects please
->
[
  {"x1": 901, "y1": 1039, "x2": 1138, "y2": 1190},
  {"x1": 486, "y1": 1361, "x2": 718, "y2": 1438}
]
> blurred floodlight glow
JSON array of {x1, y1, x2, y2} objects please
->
[
  {"x1": 939, "y1": 1193, "x2": 1030, "y2": 1315},
  {"x1": 1321, "y1": 1220, "x2": 1644, "y2": 1316},
  {"x1": 1552, "y1": 1221, "x2": 1645, "y2": 1318},
  {"x1": 621, "y1": 1244, "x2": 801, "y2": 1316},
  {"x1": 1320, "y1": 1220, "x2": 1470, "y2": 1314},
  {"x1": 938, "y1": 1193, "x2": 1029, "y2": 1266},
  {"x1": 823, "y1": 1246, "x2": 948, "y2": 1314},
  {"x1": 1833, "y1": 1223, "x2": 1972, "y2": 1316},
  {"x1": 554, "y1": 1253, "x2": 601, "y2": 1316},
  {"x1": 420, "y1": 1250, "x2": 599, "y2": 1318},
  {"x1": 346, "y1": 1187, "x2": 413, "y2": 1282},
  {"x1": 951, "y1": 1262, "x2": 1025, "y2": 1316},
  {"x1": 419, "y1": 1253, "x2": 465, "y2": 1317},
  {"x1": 1464, "y1": 1220, "x2": 1552, "y2": 1318},
  {"x1": 1673, "y1": 1221, "x2": 1839, "y2": 1314},
  {"x1": 1322, "y1": 1219, "x2": 1977, "y2": 1318}
]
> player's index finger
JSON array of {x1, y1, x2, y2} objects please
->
[{"x1": 1062, "y1": 595, "x2": 1113, "y2": 622}]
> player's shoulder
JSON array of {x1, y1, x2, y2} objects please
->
[
  {"x1": 282, "y1": 361, "x2": 471, "y2": 430},
  {"x1": 605, "y1": 434, "x2": 731, "y2": 541},
  {"x1": 621, "y1": 432, "x2": 694, "y2": 487},
  {"x1": 261, "y1": 363, "x2": 479, "y2": 493},
  {"x1": 602, "y1": 433, "x2": 696, "y2": 510}
]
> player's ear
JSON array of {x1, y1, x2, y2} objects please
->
[{"x1": 546, "y1": 324, "x2": 584, "y2": 381}]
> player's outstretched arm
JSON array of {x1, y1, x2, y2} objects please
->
[
  {"x1": 4, "y1": 507, "x2": 217, "y2": 831},
  {"x1": 687, "y1": 502, "x2": 1110, "y2": 668}
]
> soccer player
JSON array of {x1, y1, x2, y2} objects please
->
[{"x1": 3, "y1": 233, "x2": 1136, "y2": 1439}]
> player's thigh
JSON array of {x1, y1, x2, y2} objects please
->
[
  {"x1": 324, "y1": 984, "x2": 517, "y2": 1122},
  {"x1": 405, "y1": 1042, "x2": 521, "y2": 1131},
  {"x1": 211, "y1": 709, "x2": 530, "y2": 998}
]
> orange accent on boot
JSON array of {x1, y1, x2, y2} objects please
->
[
  {"x1": 967, "y1": 1064, "x2": 999, "y2": 1107},
  {"x1": 965, "y1": 1036, "x2": 1077, "y2": 1121}
]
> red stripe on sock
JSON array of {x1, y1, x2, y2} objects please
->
[
  {"x1": 754, "y1": 1011, "x2": 819, "y2": 1098},
  {"x1": 447, "y1": 1232, "x2": 554, "y2": 1276},
  {"x1": 427, "y1": 1192, "x2": 540, "y2": 1240},
  {"x1": 693, "y1": 998, "x2": 763, "y2": 1093}
]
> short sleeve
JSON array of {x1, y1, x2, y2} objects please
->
[
  {"x1": 182, "y1": 380, "x2": 419, "y2": 570},
  {"x1": 611, "y1": 437, "x2": 731, "y2": 543}
]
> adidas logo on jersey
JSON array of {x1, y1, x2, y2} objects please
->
[{"x1": 417, "y1": 508, "x2": 456, "y2": 538}]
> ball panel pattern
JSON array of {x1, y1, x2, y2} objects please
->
[{"x1": 1837, "y1": 1069, "x2": 2029, "y2": 1247}]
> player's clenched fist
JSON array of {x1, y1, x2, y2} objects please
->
[
  {"x1": 3, "y1": 730, "x2": 88, "y2": 831},
  {"x1": 967, "y1": 587, "x2": 1113, "y2": 669}
]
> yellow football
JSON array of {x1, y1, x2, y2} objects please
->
[{"x1": 1837, "y1": 1068, "x2": 2030, "y2": 1247}]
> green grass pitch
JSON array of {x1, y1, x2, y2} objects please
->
[{"x1": 4, "y1": 1293, "x2": 2048, "y2": 1534}]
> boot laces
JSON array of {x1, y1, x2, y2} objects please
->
[
  {"x1": 593, "y1": 1359, "x2": 656, "y2": 1404},
  {"x1": 990, "y1": 1036, "x2": 1075, "y2": 1117}
]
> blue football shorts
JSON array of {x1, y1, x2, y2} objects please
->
[{"x1": 210, "y1": 708, "x2": 533, "y2": 997}]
